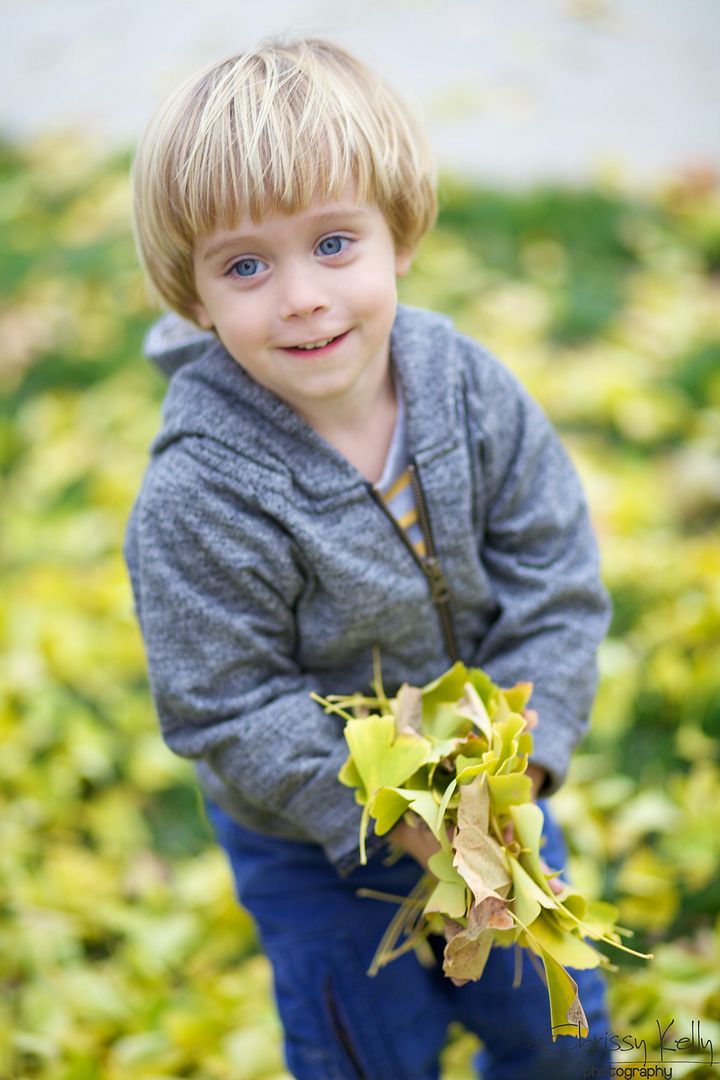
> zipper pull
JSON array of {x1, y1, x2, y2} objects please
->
[{"x1": 422, "y1": 555, "x2": 450, "y2": 605}]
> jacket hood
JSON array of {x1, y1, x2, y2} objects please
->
[{"x1": 144, "y1": 314, "x2": 216, "y2": 377}]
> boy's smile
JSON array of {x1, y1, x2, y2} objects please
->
[{"x1": 191, "y1": 194, "x2": 411, "y2": 427}]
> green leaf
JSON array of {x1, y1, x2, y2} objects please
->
[
  {"x1": 421, "y1": 663, "x2": 472, "y2": 738},
  {"x1": 508, "y1": 855, "x2": 555, "y2": 929},
  {"x1": 424, "y1": 702, "x2": 472, "y2": 741},
  {"x1": 509, "y1": 802, "x2": 556, "y2": 896},
  {"x1": 425, "y1": 842, "x2": 470, "y2": 920},
  {"x1": 487, "y1": 772, "x2": 533, "y2": 814},
  {"x1": 581, "y1": 899, "x2": 622, "y2": 939},
  {"x1": 491, "y1": 713, "x2": 527, "y2": 763},
  {"x1": 343, "y1": 714, "x2": 432, "y2": 802},
  {"x1": 535, "y1": 941, "x2": 589, "y2": 1040},
  {"x1": 424, "y1": 878, "x2": 468, "y2": 920},
  {"x1": 499, "y1": 682, "x2": 534, "y2": 713},
  {"x1": 370, "y1": 788, "x2": 414, "y2": 834},
  {"x1": 371, "y1": 787, "x2": 442, "y2": 837},
  {"x1": 553, "y1": 886, "x2": 589, "y2": 925},
  {"x1": 467, "y1": 667, "x2": 497, "y2": 706},
  {"x1": 422, "y1": 661, "x2": 470, "y2": 705},
  {"x1": 338, "y1": 755, "x2": 362, "y2": 790},
  {"x1": 428, "y1": 847, "x2": 467, "y2": 886},
  {"x1": 526, "y1": 912, "x2": 602, "y2": 971}
]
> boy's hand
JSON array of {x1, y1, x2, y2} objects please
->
[
  {"x1": 526, "y1": 760, "x2": 545, "y2": 800},
  {"x1": 389, "y1": 815, "x2": 442, "y2": 870}
]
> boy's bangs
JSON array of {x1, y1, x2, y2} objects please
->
[{"x1": 181, "y1": 61, "x2": 383, "y2": 234}]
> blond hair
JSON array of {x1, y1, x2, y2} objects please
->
[{"x1": 131, "y1": 37, "x2": 437, "y2": 321}]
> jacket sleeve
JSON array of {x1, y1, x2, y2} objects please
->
[
  {"x1": 124, "y1": 441, "x2": 364, "y2": 869},
  {"x1": 467, "y1": 347, "x2": 612, "y2": 793}
]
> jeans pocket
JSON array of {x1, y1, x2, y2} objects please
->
[
  {"x1": 267, "y1": 926, "x2": 405, "y2": 1080},
  {"x1": 323, "y1": 972, "x2": 368, "y2": 1079}
]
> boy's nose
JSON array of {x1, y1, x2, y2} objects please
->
[{"x1": 277, "y1": 265, "x2": 329, "y2": 319}]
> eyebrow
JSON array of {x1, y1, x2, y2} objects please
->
[{"x1": 199, "y1": 208, "x2": 371, "y2": 262}]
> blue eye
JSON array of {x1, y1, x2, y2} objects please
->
[
  {"x1": 316, "y1": 235, "x2": 348, "y2": 257},
  {"x1": 230, "y1": 257, "x2": 266, "y2": 278}
]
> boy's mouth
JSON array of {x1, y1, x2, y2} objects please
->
[{"x1": 281, "y1": 330, "x2": 349, "y2": 355}]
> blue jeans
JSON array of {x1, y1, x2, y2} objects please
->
[{"x1": 206, "y1": 800, "x2": 612, "y2": 1080}]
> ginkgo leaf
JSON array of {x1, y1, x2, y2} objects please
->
[
  {"x1": 491, "y1": 713, "x2": 527, "y2": 762},
  {"x1": 421, "y1": 663, "x2": 474, "y2": 739},
  {"x1": 424, "y1": 848, "x2": 469, "y2": 919},
  {"x1": 369, "y1": 788, "x2": 415, "y2": 835},
  {"x1": 515, "y1": 732, "x2": 533, "y2": 757},
  {"x1": 509, "y1": 802, "x2": 557, "y2": 897},
  {"x1": 424, "y1": 879, "x2": 468, "y2": 920},
  {"x1": 553, "y1": 885, "x2": 589, "y2": 925},
  {"x1": 442, "y1": 901, "x2": 497, "y2": 983},
  {"x1": 457, "y1": 771, "x2": 491, "y2": 834},
  {"x1": 425, "y1": 736, "x2": 467, "y2": 764},
  {"x1": 509, "y1": 801, "x2": 543, "y2": 854},
  {"x1": 371, "y1": 788, "x2": 442, "y2": 837},
  {"x1": 466, "y1": 667, "x2": 496, "y2": 708},
  {"x1": 500, "y1": 682, "x2": 534, "y2": 714},
  {"x1": 443, "y1": 928, "x2": 494, "y2": 985},
  {"x1": 472, "y1": 894, "x2": 515, "y2": 931},
  {"x1": 343, "y1": 714, "x2": 432, "y2": 802},
  {"x1": 338, "y1": 755, "x2": 362, "y2": 791},
  {"x1": 428, "y1": 847, "x2": 466, "y2": 885},
  {"x1": 393, "y1": 684, "x2": 423, "y2": 735},
  {"x1": 456, "y1": 682, "x2": 493, "y2": 742},
  {"x1": 454, "y1": 756, "x2": 493, "y2": 781},
  {"x1": 508, "y1": 855, "x2": 556, "y2": 929},
  {"x1": 534, "y1": 940, "x2": 589, "y2": 1040},
  {"x1": 581, "y1": 900, "x2": 622, "y2": 939},
  {"x1": 453, "y1": 777, "x2": 511, "y2": 904},
  {"x1": 487, "y1": 772, "x2": 534, "y2": 814},
  {"x1": 421, "y1": 661, "x2": 470, "y2": 707},
  {"x1": 526, "y1": 912, "x2": 602, "y2": 971}
]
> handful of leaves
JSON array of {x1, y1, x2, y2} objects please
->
[{"x1": 314, "y1": 659, "x2": 650, "y2": 1040}]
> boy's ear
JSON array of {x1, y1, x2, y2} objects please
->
[
  {"x1": 191, "y1": 301, "x2": 214, "y2": 331},
  {"x1": 395, "y1": 248, "x2": 414, "y2": 277}
]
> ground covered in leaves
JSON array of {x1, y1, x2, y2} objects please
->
[{"x1": 2, "y1": 136, "x2": 720, "y2": 1079}]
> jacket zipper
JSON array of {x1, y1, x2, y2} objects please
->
[{"x1": 367, "y1": 458, "x2": 459, "y2": 663}]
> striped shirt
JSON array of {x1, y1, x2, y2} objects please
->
[{"x1": 375, "y1": 386, "x2": 425, "y2": 557}]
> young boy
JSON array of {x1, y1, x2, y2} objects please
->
[{"x1": 126, "y1": 36, "x2": 613, "y2": 1079}]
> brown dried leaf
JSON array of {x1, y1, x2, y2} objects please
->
[
  {"x1": 395, "y1": 684, "x2": 423, "y2": 736},
  {"x1": 456, "y1": 682, "x2": 493, "y2": 741},
  {"x1": 442, "y1": 905, "x2": 496, "y2": 984},
  {"x1": 567, "y1": 994, "x2": 589, "y2": 1029},
  {"x1": 471, "y1": 895, "x2": 515, "y2": 932},
  {"x1": 457, "y1": 771, "x2": 491, "y2": 834},
  {"x1": 452, "y1": 776, "x2": 512, "y2": 906}
]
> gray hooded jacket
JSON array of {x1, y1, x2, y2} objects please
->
[{"x1": 124, "y1": 304, "x2": 611, "y2": 870}]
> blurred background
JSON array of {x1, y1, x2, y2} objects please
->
[
  {"x1": 2, "y1": 0, "x2": 720, "y2": 184},
  {"x1": 2, "y1": 2, "x2": 719, "y2": 1078}
]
